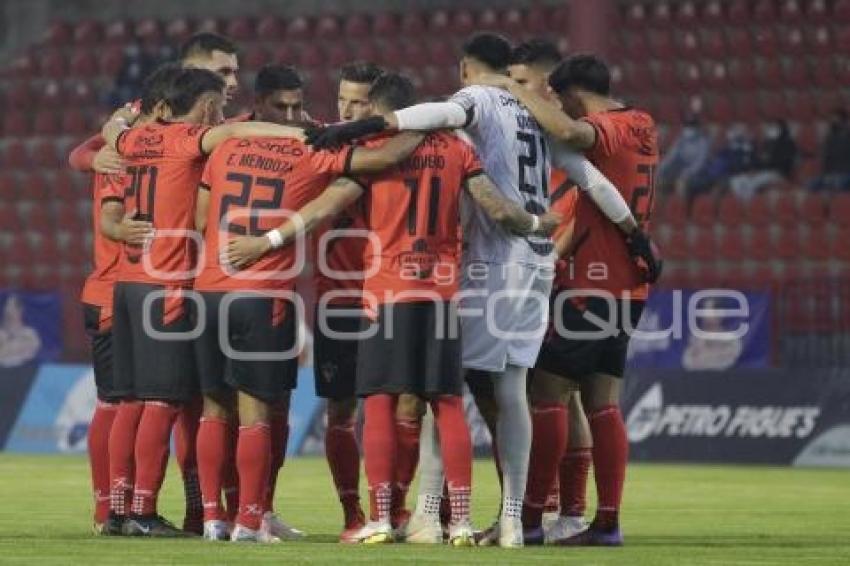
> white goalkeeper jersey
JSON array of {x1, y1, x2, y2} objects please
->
[{"x1": 449, "y1": 85, "x2": 555, "y2": 267}]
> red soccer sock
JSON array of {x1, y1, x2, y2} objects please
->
[
  {"x1": 224, "y1": 422, "x2": 239, "y2": 522},
  {"x1": 197, "y1": 416, "x2": 229, "y2": 522},
  {"x1": 560, "y1": 448, "x2": 592, "y2": 518},
  {"x1": 174, "y1": 399, "x2": 202, "y2": 523},
  {"x1": 432, "y1": 396, "x2": 472, "y2": 524},
  {"x1": 589, "y1": 405, "x2": 628, "y2": 530},
  {"x1": 236, "y1": 423, "x2": 272, "y2": 530},
  {"x1": 325, "y1": 410, "x2": 363, "y2": 527},
  {"x1": 108, "y1": 400, "x2": 144, "y2": 516},
  {"x1": 391, "y1": 416, "x2": 421, "y2": 523},
  {"x1": 88, "y1": 400, "x2": 118, "y2": 524},
  {"x1": 131, "y1": 402, "x2": 180, "y2": 516},
  {"x1": 522, "y1": 402, "x2": 568, "y2": 529},
  {"x1": 362, "y1": 394, "x2": 396, "y2": 523},
  {"x1": 265, "y1": 410, "x2": 289, "y2": 512}
]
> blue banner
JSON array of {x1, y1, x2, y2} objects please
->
[
  {"x1": 627, "y1": 289, "x2": 772, "y2": 370},
  {"x1": 0, "y1": 291, "x2": 62, "y2": 367}
]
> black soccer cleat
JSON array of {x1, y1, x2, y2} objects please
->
[
  {"x1": 100, "y1": 512, "x2": 127, "y2": 536},
  {"x1": 123, "y1": 514, "x2": 193, "y2": 538}
]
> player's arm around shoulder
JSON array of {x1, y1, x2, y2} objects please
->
[
  {"x1": 464, "y1": 173, "x2": 560, "y2": 236},
  {"x1": 200, "y1": 121, "x2": 305, "y2": 155},
  {"x1": 101, "y1": 106, "x2": 141, "y2": 153},
  {"x1": 347, "y1": 132, "x2": 425, "y2": 173}
]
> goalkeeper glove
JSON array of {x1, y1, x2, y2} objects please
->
[{"x1": 305, "y1": 116, "x2": 389, "y2": 150}]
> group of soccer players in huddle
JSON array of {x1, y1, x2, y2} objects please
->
[{"x1": 72, "y1": 27, "x2": 661, "y2": 549}]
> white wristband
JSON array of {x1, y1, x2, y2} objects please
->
[
  {"x1": 265, "y1": 229, "x2": 284, "y2": 249},
  {"x1": 529, "y1": 214, "x2": 541, "y2": 233}
]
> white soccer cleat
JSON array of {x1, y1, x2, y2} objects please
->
[
  {"x1": 355, "y1": 520, "x2": 394, "y2": 544},
  {"x1": 545, "y1": 515, "x2": 589, "y2": 544},
  {"x1": 448, "y1": 521, "x2": 476, "y2": 547},
  {"x1": 474, "y1": 520, "x2": 500, "y2": 547},
  {"x1": 261, "y1": 512, "x2": 305, "y2": 540},
  {"x1": 403, "y1": 513, "x2": 443, "y2": 544},
  {"x1": 230, "y1": 523, "x2": 281, "y2": 543},
  {"x1": 542, "y1": 511, "x2": 560, "y2": 531},
  {"x1": 498, "y1": 517, "x2": 524, "y2": 548},
  {"x1": 203, "y1": 519, "x2": 231, "y2": 541}
]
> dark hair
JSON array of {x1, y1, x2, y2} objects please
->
[
  {"x1": 368, "y1": 73, "x2": 416, "y2": 111},
  {"x1": 511, "y1": 39, "x2": 561, "y2": 70},
  {"x1": 255, "y1": 64, "x2": 303, "y2": 97},
  {"x1": 340, "y1": 61, "x2": 384, "y2": 85},
  {"x1": 548, "y1": 54, "x2": 611, "y2": 96},
  {"x1": 166, "y1": 68, "x2": 226, "y2": 116},
  {"x1": 462, "y1": 32, "x2": 512, "y2": 70},
  {"x1": 140, "y1": 62, "x2": 183, "y2": 115},
  {"x1": 180, "y1": 32, "x2": 238, "y2": 61}
]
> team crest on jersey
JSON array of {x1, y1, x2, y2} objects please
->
[{"x1": 399, "y1": 239, "x2": 439, "y2": 279}]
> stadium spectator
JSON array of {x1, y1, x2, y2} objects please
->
[
  {"x1": 728, "y1": 119, "x2": 797, "y2": 199},
  {"x1": 108, "y1": 43, "x2": 170, "y2": 107},
  {"x1": 810, "y1": 109, "x2": 850, "y2": 192},
  {"x1": 657, "y1": 114, "x2": 711, "y2": 196},
  {"x1": 687, "y1": 124, "x2": 757, "y2": 200}
]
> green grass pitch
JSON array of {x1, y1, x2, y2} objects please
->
[{"x1": 0, "y1": 455, "x2": 848, "y2": 564}]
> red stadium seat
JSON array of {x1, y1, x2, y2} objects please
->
[
  {"x1": 40, "y1": 51, "x2": 66, "y2": 79},
  {"x1": 68, "y1": 81, "x2": 96, "y2": 106},
  {"x1": 701, "y1": 0, "x2": 725, "y2": 25},
  {"x1": 690, "y1": 195, "x2": 716, "y2": 228},
  {"x1": 753, "y1": 28, "x2": 778, "y2": 56},
  {"x1": 287, "y1": 16, "x2": 312, "y2": 40},
  {"x1": 753, "y1": 0, "x2": 778, "y2": 22},
  {"x1": 343, "y1": 14, "x2": 370, "y2": 38},
  {"x1": 718, "y1": 194, "x2": 745, "y2": 226},
  {"x1": 626, "y1": 32, "x2": 649, "y2": 59},
  {"x1": 452, "y1": 9, "x2": 477, "y2": 35},
  {"x1": 808, "y1": 26, "x2": 833, "y2": 55},
  {"x1": 525, "y1": 5, "x2": 547, "y2": 34},
  {"x1": 807, "y1": 0, "x2": 830, "y2": 23},
  {"x1": 782, "y1": 27, "x2": 807, "y2": 55},
  {"x1": 299, "y1": 46, "x2": 325, "y2": 69},
  {"x1": 675, "y1": 1, "x2": 698, "y2": 24},
  {"x1": 7, "y1": 81, "x2": 33, "y2": 109},
  {"x1": 70, "y1": 50, "x2": 98, "y2": 77},
  {"x1": 104, "y1": 19, "x2": 131, "y2": 45},
  {"x1": 727, "y1": 28, "x2": 752, "y2": 57},
  {"x1": 803, "y1": 226, "x2": 832, "y2": 261},
  {"x1": 747, "y1": 195, "x2": 773, "y2": 227},
  {"x1": 135, "y1": 18, "x2": 163, "y2": 42},
  {"x1": 225, "y1": 17, "x2": 254, "y2": 40},
  {"x1": 652, "y1": 62, "x2": 677, "y2": 90},
  {"x1": 33, "y1": 110, "x2": 59, "y2": 136},
  {"x1": 31, "y1": 140, "x2": 60, "y2": 170},
  {"x1": 718, "y1": 228, "x2": 747, "y2": 262},
  {"x1": 748, "y1": 229, "x2": 773, "y2": 261},
  {"x1": 400, "y1": 12, "x2": 426, "y2": 35},
  {"x1": 194, "y1": 17, "x2": 221, "y2": 35},
  {"x1": 782, "y1": 60, "x2": 808, "y2": 88},
  {"x1": 649, "y1": 30, "x2": 674, "y2": 58},
  {"x1": 728, "y1": 59, "x2": 757, "y2": 91},
  {"x1": 401, "y1": 40, "x2": 428, "y2": 69},
  {"x1": 2, "y1": 141, "x2": 30, "y2": 169},
  {"x1": 786, "y1": 91, "x2": 814, "y2": 121},
  {"x1": 830, "y1": 194, "x2": 850, "y2": 225},
  {"x1": 352, "y1": 41, "x2": 380, "y2": 65},
  {"x1": 3, "y1": 114, "x2": 30, "y2": 137},
  {"x1": 677, "y1": 31, "x2": 700, "y2": 60},
  {"x1": 679, "y1": 63, "x2": 703, "y2": 94},
  {"x1": 38, "y1": 80, "x2": 63, "y2": 106},
  {"x1": 773, "y1": 193, "x2": 799, "y2": 227},
  {"x1": 760, "y1": 91, "x2": 786, "y2": 120},
  {"x1": 689, "y1": 228, "x2": 717, "y2": 262},
  {"x1": 256, "y1": 16, "x2": 284, "y2": 40},
  {"x1": 623, "y1": 2, "x2": 648, "y2": 29},
  {"x1": 326, "y1": 43, "x2": 349, "y2": 68},
  {"x1": 165, "y1": 18, "x2": 192, "y2": 42},
  {"x1": 315, "y1": 16, "x2": 340, "y2": 39},
  {"x1": 650, "y1": 1, "x2": 673, "y2": 27},
  {"x1": 780, "y1": 0, "x2": 803, "y2": 21},
  {"x1": 271, "y1": 43, "x2": 298, "y2": 66},
  {"x1": 836, "y1": 0, "x2": 850, "y2": 22},
  {"x1": 372, "y1": 13, "x2": 398, "y2": 36},
  {"x1": 660, "y1": 194, "x2": 688, "y2": 227},
  {"x1": 727, "y1": 0, "x2": 750, "y2": 25},
  {"x1": 811, "y1": 59, "x2": 837, "y2": 89},
  {"x1": 477, "y1": 8, "x2": 499, "y2": 30},
  {"x1": 426, "y1": 39, "x2": 455, "y2": 67},
  {"x1": 799, "y1": 194, "x2": 825, "y2": 225},
  {"x1": 100, "y1": 45, "x2": 125, "y2": 76},
  {"x1": 44, "y1": 21, "x2": 72, "y2": 46},
  {"x1": 73, "y1": 20, "x2": 102, "y2": 44},
  {"x1": 775, "y1": 227, "x2": 802, "y2": 261},
  {"x1": 701, "y1": 29, "x2": 727, "y2": 59},
  {"x1": 500, "y1": 8, "x2": 524, "y2": 35},
  {"x1": 663, "y1": 228, "x2": 689, "y2": 261},
  {"x1": 706, "y1": 94, "x2": 733, "y2": 123},
  {"x1": 243, "y1": 45, "x2": 269, "y2": 71}
]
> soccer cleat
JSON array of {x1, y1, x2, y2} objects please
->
[
  {"x1": 339, "y1": 508, "x2": 366, "y2": 544},
  {"x1": 473, "y1": 520, "x2": 499, "y2": 547},
  {"x1": 522, "y1": 526, "x2": 545, "y2": 546},
  {"x1": 498, "y1": 517, "x2": 524, "y2": 548},
  {"x1": 262, "y1": 512, "x2": 305, "y2": 540},
  {"x1": 92, "y1": 522, "x2": 105, "y2": 535},
  {"x1": 123, "y1": 514, "x2": 192, "y2": 538},
  {"x1": 203, "y1": 520, "x2": 231, "y2": 541},
  {"x1": 448, "y1": 521, "x2": 475, "y2": 547},
  {"x1": 556, "y1": 522, "x2": 623, "y2": 547},
  {"x1": 101, "y1": 512, "x2": 127, "y2": 536},
  {"x1": 403, "y1": 513, "x2": 443, "y2": 544},
  {"x1": 391, "y1": 508, "x2": 411, "y2": 541},
  {"x1": 183, "y1": 516, "x2": 203, "y2": 536},
  {"x1": 356, "y1": 521, "x2": 394, "y2": 544},
  {"x1": 545, "y1": 515, "x2": 588, "y2": 544},
  {"x1": 230, "y1": 523, "x2": 281, "y2": 543}
]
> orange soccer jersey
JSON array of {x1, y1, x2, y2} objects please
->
[
  {"x1": 80, "y1": 171, "x2": 126, "y2": 313},
  {"x1": 194, "y1": 136, "x2": 353, "y2": 292},
  {"x1": 549, "y1": 167, "x2": 578, "y2": 246},
  {"x1": 114, "y1": 120, "x2": 211, "y2": 286},
  {"x1": 357, "y1": 132, "x2": 483, "y2": 304},
  {"x1": 563, "y1": 108, "x2": 659, "y2": 299}
]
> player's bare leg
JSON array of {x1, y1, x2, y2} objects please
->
[
  {"x1": 560, "y1": 374, "x2": 626, "y2": 546},
  {"x1": 197, "y1": 392, "x2": 234, "y2": 541},
  {"x1": 325, "y1": 397, "x2": 365, "y2": 542},
  {"x1": 392, "y1": 394, "x2": 425, "y2": 532},
  {"x1": 261, "y1": 393, "x2": 305, "y2": 540},
  {"x1": 230, "y1": 391, "x2": 278, "y2": 543}
]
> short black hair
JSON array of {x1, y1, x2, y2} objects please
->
[
  {"x1": 166, "y1": 68, "x2": 226, "y2": 116},
  {"x1": 340, "y1": 61, "x2": 384, "y2": 85},
  {"x1": 180, "y1": 32, "x2": 238, "y2": 61},
  {"x1": 140, "y1": 62, "x2": 183, "y2": 115},
  {"x1": 462, "y1": 32, "x2": 512, "y2": 71},
  {"x1": 511, "y1": 39, "x2": 561, "y2": 71},
  {"x1": 255, "y1": 64, "x2": 303, "y2": 97},
  {"x1": 548, "y1": 54, "x2": 611, "y2": 96},
  {"x1": 368, "y1": 73, "x2": 416, "y2": 111}
]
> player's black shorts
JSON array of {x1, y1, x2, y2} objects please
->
[
  {"x1": 111, "y1": 282, "x2": 199, "y2": 402},
  {"x1": 194, "y1": 292, "x2": 298, "y2": 404},
  {"x1": 356, "y1": 301, "x2": 462, "y2": 398},
  {"x1": 313, "y1": 303, "x2": 361, "y2": 400},
  {"x1": 535, "y1": 294, "x2": 645, "y2": 380},
  {"x1": 82, "y1": 303, "x2": 121, "y2": 402}
]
